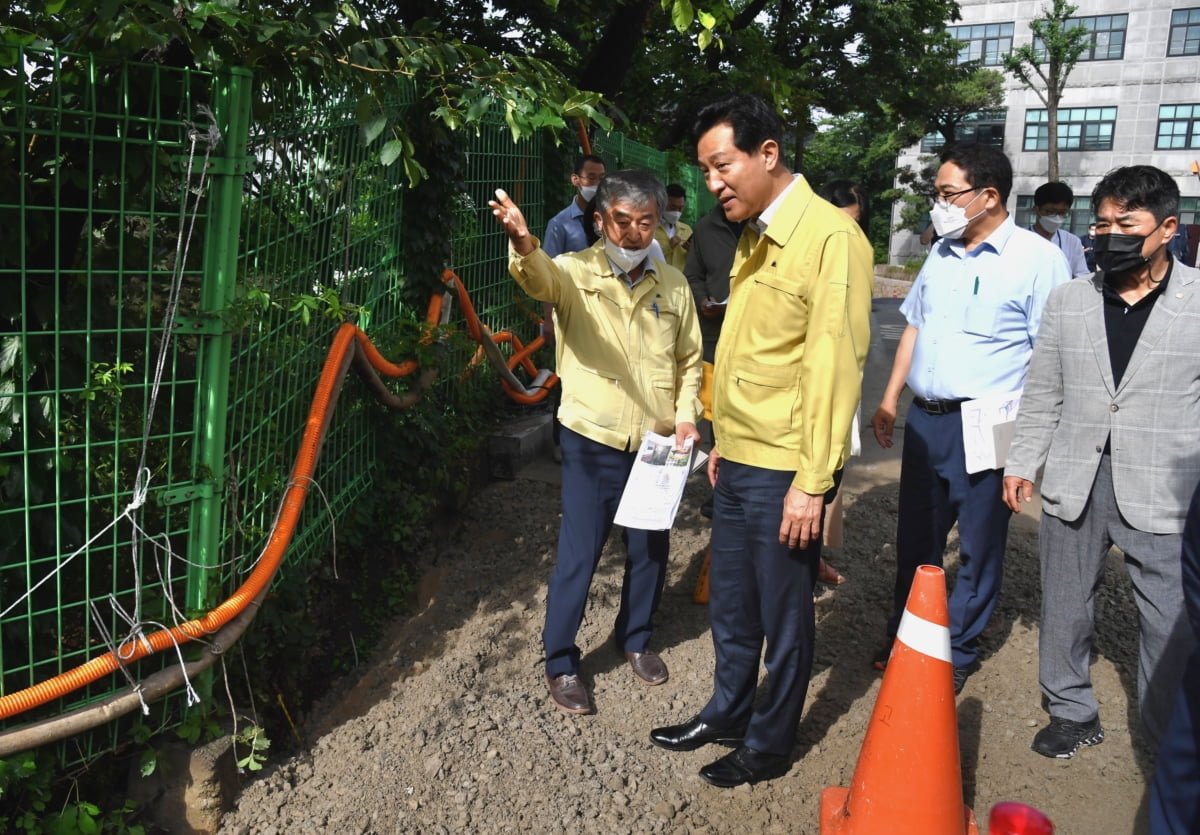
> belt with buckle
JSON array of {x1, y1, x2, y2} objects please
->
[{"x1": 913, "y1": 396, "x2": 966, "y2": 416}]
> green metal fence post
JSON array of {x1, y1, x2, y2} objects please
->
[{"x1": 186, "y1": 68, "x2": 253, "y2": 616}]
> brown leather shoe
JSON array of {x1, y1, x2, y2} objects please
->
[
  {"x1": 625, "y1": 650, "x2": 669, "y2": 685},
  {"x1": 545, "y1": 673, "x2": 592, "y2": 714}
]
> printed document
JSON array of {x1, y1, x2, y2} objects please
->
[
  {"x1": 961, "y1": 390, "x2": 1022, "y2": 474},
  {"x1": 613, "y1": 432, "x2": 707, "y2": 531}
]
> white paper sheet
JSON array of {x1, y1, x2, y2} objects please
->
[
  {"x1": 613, "y1": 432, "x2": 707, "y2": 531},
  {"x1": 961, "y1": 390, "x2": 1022, "y2": 474}
]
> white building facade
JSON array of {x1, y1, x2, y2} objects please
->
[{"x1": 890, "y1": 0, "x2": 1200, "y2": 265}]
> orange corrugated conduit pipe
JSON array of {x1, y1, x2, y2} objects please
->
[{"x1": 0, "y1": 269, "x2": 554, "y2": 732}]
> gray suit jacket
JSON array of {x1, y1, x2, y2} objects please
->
[{"x1": 1006, "y1": 261, "x2": 1200, "y2": 534}]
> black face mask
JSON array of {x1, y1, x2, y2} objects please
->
[{"x1": 1093, "y1": 221, "x2": 1164, "y2": 275}]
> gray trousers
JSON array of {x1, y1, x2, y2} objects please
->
[{"x1": 1039, "y1": 454, "x2": 1195, "y2": 748}]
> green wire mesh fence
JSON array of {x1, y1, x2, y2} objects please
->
[
  {"x1": 1, "y1": 50, "x2": 223, "y2": 758},
  {"x1": 0, "y1": 46, "x2": 679, "y2": 765}
]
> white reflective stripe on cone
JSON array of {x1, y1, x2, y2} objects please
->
[{"x1": 896, "y1": 609, "x2": 952, "y2": 663}]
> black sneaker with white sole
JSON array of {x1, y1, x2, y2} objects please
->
[{"x1": 1031, "y1": 715, "x2": 1105, "y2": 759}]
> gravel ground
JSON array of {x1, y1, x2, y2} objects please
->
[{"x1": 217, "y1": 442, "x2": 1154, "y2": 834}]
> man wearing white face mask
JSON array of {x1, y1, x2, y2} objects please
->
[
  {"x1": 654, "y1": 183, "x2": 693, "y2": 271},
  {"x1": 544, "y1": 154, "x2": 606, "y2": 260},
  {"x1": 870, "y1": 143, "x2": 1069, "y2": 694},
  {"x1": 490, "y1": 170, "x2": 703, "y2": 716},
  {"x1": 1031, "y1": 181, "x2": 1091, "y2": 279}
]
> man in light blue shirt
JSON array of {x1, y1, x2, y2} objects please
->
[
  {"x1": 870, "y1": 143, "x2": 1069, "y2": 693},
  {"x1": 544, "y1": 154, "x2": 606, "y2": 260},
  {"x1": 541, "y1": 154, "x2": 606, "y2": 459},
  {"x1": 1030, "y1": 181, "x2": 1091, "y2": 278}
]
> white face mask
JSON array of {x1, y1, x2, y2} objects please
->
[
  {"x1": 579, "y1": 184, "x2": 598, "y2": 202},
  {"x1": 663, "y1": 210, "x2": 682, "y2": 226},
  {"x1": 604, "y1": 237, "x2": 652, "y2": 273},
  {"x1": 1037, "y1": 213, "x2": 1067, "y2": 232},
  {"x1": 930, "y1": 190, "x2": 985, "y2": 239}
]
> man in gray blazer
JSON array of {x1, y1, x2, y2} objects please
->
[{"x1": 1005, "y1": 165, "x2": 1200, "y2": 759}]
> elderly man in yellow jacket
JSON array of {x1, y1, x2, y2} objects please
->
[
  {"x1": 650, "y1": 94, "x2": 873, "y2": 788},
  {"x1": 489, "y1": 169, "x2": 703, "y2": 716}
]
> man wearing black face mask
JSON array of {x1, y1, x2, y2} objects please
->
[{"x1": 1004, "y1": 165, "x2": 1200, "y2": 760}]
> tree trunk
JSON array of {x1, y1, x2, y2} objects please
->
[
  {"x1": 1045, "y1": 62, "x2": 1060, "y2": 181},
  {"x1": 577, "y1": 0, "x2": 655, "y2": 102}
]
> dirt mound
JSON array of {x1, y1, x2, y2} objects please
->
[{"x1": 218, "y1": 461, "x2": 1153, "y2": 835}]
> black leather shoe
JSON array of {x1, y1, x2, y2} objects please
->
[
  {"x1": 649, "y1": 716, "x2": 746, "y2": 752},
  {"x1": 699, "y1": 745, "x2": 790, "y2": 788}
]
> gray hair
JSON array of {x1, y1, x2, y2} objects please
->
[{"x1": 595, "y1": 169, "x2": 666, "y2": 222}]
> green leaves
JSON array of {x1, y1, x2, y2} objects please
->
[
  {"x1": 233, "y1": 723, "x2": 271, "y2": 772},
  {"x1": 660, "y1": 0, "x2": 721, "y2": 50},
  {"x1": 670, "y1": 0, "x2": 694, "y2": 33},
  {"x1": 379, "y1": 138, "x2": 405, "y2": 166},
  {"x1": 360, "y1": 113, "x2": 388, "y2": 145}
]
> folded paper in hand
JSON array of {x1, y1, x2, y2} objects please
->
[
  {"x1": 613, "y1": 432, "x2": 708, "y2": 531},
  {"x1": 961, "y1": 390, "x2": 1021, "y2": 474}
]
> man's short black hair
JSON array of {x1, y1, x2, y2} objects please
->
[
  {"x1": 573, "y1": 154, "x2": 605, "y2": 174},
  {"x1": 1091, "y1": 165, "x2": 1180, "y2": 225},
  {"x1": 939, "y1": 143, "x2": 1013, "y2": 204},
  {"x1": 692, "y1": 94, "x2": 784, "y2": 155},
  {"x1": 1034, "y1": 181, "x2": 1074, "y2": 207},
  {"x1": 666, "y1": 183, "x2": 687, "y2": 199}
]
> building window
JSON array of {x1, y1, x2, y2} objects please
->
[
  {"x1": 1169, "y1": 8, "x2": 1200, "y2": 56},
  {"x1": 1157, "y1": 104, "x2": 1200, "y2": 149},
  {"x1": 1072, "y1": 14, "x2": 1128, "y2": 60},
  {"x1": 1015, "y1": 195, "x2": 1092, "y2": 237},
  {"x1": 1182, "y1": 197, "x2": 1199, "y2": 227},
  {"x1": 920, "y1": 111, "x2": 1007, "y2": 153},
  {"x1": 1023, "y1": 107, "x2": 1117, "y2": 151},
  {"x1": 948, "y1": 23, "x2": 1014, "y2": 66},
  {"x1": 1034, "y1": 15, "x2": 1127, "y2": 60}
]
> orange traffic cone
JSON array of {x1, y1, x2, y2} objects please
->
[
  {"x1": 819, "y1": 565, "x2": 978, "y2": 834},
  {"x1": 693, "y1": 547, "x2": 710, "y2": 604}
]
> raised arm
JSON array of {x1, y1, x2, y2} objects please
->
[{"x1": 488, "y1": 189, "x2": 536, "y2": 257}]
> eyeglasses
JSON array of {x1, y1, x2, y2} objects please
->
[{"x1": 932, "y1": 186, "x2": 979, "y2": 207}]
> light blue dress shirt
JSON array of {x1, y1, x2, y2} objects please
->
[
  {"x1": 1037, "y1": 226, "x2": 1089, "y2": 278},
  {"x1": 543, "y1": 201, "x2": 590, "y2": 257},
  {"x1": 901, "y1": 217, "x2": 1070, "y2": 401}
]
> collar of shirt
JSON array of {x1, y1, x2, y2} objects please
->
[
  {"x1": 1101, "y1": 256, "x2": 1173, "y2": 310},
  {"x1": 750, "y1": 174, "x2": 801, "y2": 238},
  {"x1": 942, "y1": 215, "x2": 1015, "y2": 259},
  {"x1": 606, "y1": 258, "x2": 657, "y2": 289}
]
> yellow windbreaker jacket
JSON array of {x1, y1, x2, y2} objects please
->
[
  {"x1": 712, "y1": 176, "x2": 873, "y2": 495},
  {"x1": 654, "y1": 221, "x2": 694, "y2": 273},
  {"x1": 509, "y1": 239, "x2": 703, "y2": 452}
]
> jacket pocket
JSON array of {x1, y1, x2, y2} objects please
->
[
  {"x1": 647, "y1": 374, "x2": 676, "y2": 433},
  {"x1": 566, "y1": 365, "x2": 623, "y2": 430},
  {"x1": 725, "y1": 362, "x2": 798, "y2": 442},
  {"x1": 646, "y1": 303, "x2": 679, "y2": 354},
  {"x1": 741, "y1": 278, "x2": 806, "y2": 357}
]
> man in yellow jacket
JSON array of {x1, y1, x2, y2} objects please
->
[
  {"x1": 650, "y1": 94, "x2": 873, "y2": 787},
  {"x1": 489, "y1": 170, "x2": 703, "y2": 716},
  {"x1": 654, "y1": 183, "x2": 694, "y2": 272}
]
